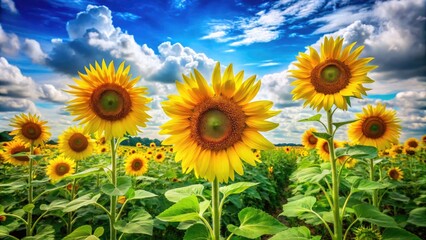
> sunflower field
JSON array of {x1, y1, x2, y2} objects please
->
[{"x1": 1, "y1": 37, "x2": 426, "y2": 240}]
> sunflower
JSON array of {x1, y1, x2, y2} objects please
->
[
  {"x1": 136, "y1": 142, "x2": 142, "y2": 147},
  {"x1": 0, "y1": 151, "x2": 6, "y2": 163},
  {"x1": 404, "y1": 138, "x2": 420, "y2": 150},
  {"x1": 154, "y1": 152, "x2": 166, "y2": 163},
  {"x1": 168, "y1": 147, "x2": 174, "y2": 153},
  {"x1": 301, "y1": 128, "x2": 318, "y2": 149},
  {"x1": 316, "y1": 138, "x2": 343, "y2": 161},
  {"x1": 4, "y1": 140, "x2": 32, "y2": 166},
  {"x1": 117, "y1": 196, "x2": 126, "y2": 204},
  {"x1": 124, "y1": 154, "x2": 148, "y2": 176},
  {"x1": 421, "y1": 135, "x2": 426, "y2": 145},
  {"x1": 339, "y1": 157, "x2": 358, "y2": 168},
  {"x1": 389, "y1": 145, "x2": 403, "y2": 158},
  {"x1": 9, "y1": 113, "x2": 51, "y2": 146},
  {"x1": 348, "y1": 103, "x2": 401, "y2": 150},
  {"x1": 160, "y1": 62, "x2": 279, "y2": 183},
  {"x1": 283, "y1": 146, "x2": 291, "y2": 154},
  {"x1": 58, "y1": 126, "x2": 94, "y2": 161},
  {"x1": 404, "y1": 147, "x2": 416, "y2": 156},
  {"x1": 46, "y1": 156, "x2": 76, "y2": 182},
  {"x1": 150, "y1": 142, "x2": 156, "y2": 148},
  {"x1": 290, "y1": 36, "x2": 376, "y2": 111},
  {"x1": 98, "y1": 145, "x2": 110, "y2": 154},
  {"x1": 254, "y1": 150, "x2": 261, "y2": 160},
  {"x1": 65, "y1": 60, "x2": 151, "y2": 140},
  {"x1": 388, "y1": 167, "x2": 403, "y2": 181}
]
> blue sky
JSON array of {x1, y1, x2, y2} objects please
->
[{"x1": 0, "y1": 0, "x2": 425, "y2": 144}]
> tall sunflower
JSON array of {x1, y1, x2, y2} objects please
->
[
  {"x1": 388, "y1": 167, "x2": 403, "y2": 181},
  {"x1": 160, "y1": 62, "x2": 279, "y2": 183},
  {"x1": 124, "y1": 154, "x2": 148, "y2": 176},
  {"x1": 65, "y1": 60, "x2": 151, "y2": 140},
  {"x1": 348, "y1": 103, "x2": 401, "y2": 150},
  {"x1": 301, "y1": 128, "x2": 318, "y2": 149},
  {"x1": 4, "y1": 140, "x2": 32, "y2": 166},
  {"x1": 316, "y1": 138, "x2": 343, "y2": 162},
  {"x1": 153, "y1": 152, "x2": 166, "y2": 163},
  {"x1": 58, "y1": 126, "x2": 94, "y2": 161},
  {"x1": 290, "y1": 36, "x2": 376, "y2": 111},
  {"x1": 404, "y1": 138, "x2": 420, "y2": 150},
  {"x1": 46, "y1": 156, "x2": 76, "y2": 182},
  {"x1": 9, "y1": 113, "x2": 51, "y2": 146}
]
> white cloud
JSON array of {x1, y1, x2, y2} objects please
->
[
  {"x1": 1, "y1": 0, "x2": 17, "y2": 14},
  {"x1": 0, "y1": 24, "x2": 20, "y2": 56},
  {"x1": 259, "y1": 62, "x2": 280, "y2": 67},
  {"x1": 201, "y1": 30, "x2": 227, "y2": 40},
  {"x1": 0, "y1": 98, "x2": 38, "y2": 113},
  {"x1": 23, "y1": 39, "x2": 48, "y2": 64},
  {"x1": 224, "y1": 49, "x2": 235, "y2": 53},
  {"x1": 0, "y1": 57, "x2": 37, "y2": 98},
  {"x1": 38, "y1": 84, "x2": 70, "y2": 103}
]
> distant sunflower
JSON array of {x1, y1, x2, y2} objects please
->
[
  {"x1": 388, "y1": 167, "x2": 403, "y2": 181},
  {"x1": 4, "y1": 140, "x2": 31, "y2": 166},
  {"x1": 58, "y1": 126, "x2": 94, "y2": 161},
  {"x1": 284, "y1": 146, "x2": 291, "y2": 154},
  {"x1": 154, "y1": 152, "x2": 165, "y2": 163},
  {"x1": 389, "y1": 145, "x2": 403, "y2": 158},
  {"x1": 316, "y1": 138, "x2": 343, "y2": 161},
  {"x1": 339, "y1": 157, "x2": 358, "y2": 168},
  {"x1": 168, "y1": 147, "x2": 174, "y2": 153},
  {"x1": 98, "y1": 145, "x2": 109, "y2": 154},
  {"x1": 404, "y1": 147, "x2": 416, "y2": 156},
  {"x1": 136, "y1": 142, "x2": 142, "y2": 147},
  {"x1": 404, "y1": 138, "x2": 420, "y2": 150},
  {"x1": 65, "y1": 60, "x2": 151, "y2": 140},
  {"x1": 46, "y1": 156, "x2": 76, "y2": 182},
  {"x1": 254, "y1": 150, "x2": 261, "y2": 160},
  {"x1": 0, "y1": 151, "x2": 6, "y2": 163},
  {"x1": 302, "y1": 128, "x2": 318, "y2": 149},
  {"x1": 348, "y1": 103, "x2": 401, "y2": 150},
  {"x1": 9, "y1": 113, "x2": 51, "y2": 146},
  {"x1": 150, "y1": 142, "x2": 156, "y2": 148},
  {"x1": 160, "y1": 62, "x2": 279, "y2": 182},
  {"x1": 125, "y1": 154, "x2": 148, "y2": 176},
  {"x1": 290, "y1": 36, "x2": 376, "y2": 111},
  {"x1": 421, "y1": 135, "x2": 426, "y2": 145}
]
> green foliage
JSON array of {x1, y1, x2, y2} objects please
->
[
  {"x1": 63, "y1": 225, "x2": 104, "y2": 240},
  {"x1": 270, "y1": 226, "x2": 321, "y2": 240}
]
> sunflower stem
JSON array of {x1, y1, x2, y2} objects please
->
[
  {"x1": 67, "y1": 161, "x2": 78, "y2": 234},
  {"x1": 369, "y1": 159, "x2": 378, "y2": 208},
  {"x1": 26, "y1": 142, "x2": 34, "y2": 236},
  {"x1": 212, "y1": 178, "x2": 221, "y2": 240},
  {"x1": 327, "y1": 110, "x2": 342, "y2": 240},
  {"x1": 110, "y1": 138, "x2": 118, "y2": 240}
]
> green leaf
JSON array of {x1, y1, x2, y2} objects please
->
[
  {"x1": 127, "y1": 190, "x2": 157, "y2": 201},
  {"x1": 407, "y1": 207, "x2": 426, "y2": 227},
  {"x1": 23, "y1": 204, "x2": 35, "y2": 213},
  {"x1": 298, "y1": 114, "x2": 322, "y2": 122},
  {"x1": 101, "y1": 176, "x2": 132, "y2": 196},
  {"x1": 312, "y1": 132, "x2": 331, "y2": 140},
  {"x1": 388, "y1": 192, "x2": 410, "y2": 203},
  {"x1": 183, "y1": 224, "x2": 210, "y2": 240},
  {"x1": 333, "y1": 120, "x2": 358, "y2": 130},
  {"x1": 281, "y1": 196, "x2": 316, "y2": 217},
  {"x1": 269, "y1": 226, "x2": 316, "y2": 240},
  {"x1": 40, "y1": 199, "x2": 69, "y2": 211},
  {"x1": 63, "y1": 225, "x2": 93, "y2": 240},
  {"x1": 63, "y1": 194, "x2": 101, "y2": 213},
  {"x1": 291, "y1": 166, "x2": 322, "y2": 183},
  {"x1": 355, "y1": 179, "x2": 387, "y2": 192},
  {"x1": 199, "y1": 200, "x2": 210, "y2": 215},
  {"x1": 164, "y1": 184, "x2": 204, "y2": 203},
  {"x1": 114, "y1": 209, "x2": 153, "y2": 235},
  {"x1": 93, "y1": 227, "x2": 104, "y2": 237},
  {"x1": 0, "y1": 205, "x2": 4, "y2": 213},
  {"x1": 64, "y1": 167, "x2": 102, "y2": 180},
  {"x1": 382, "y1": 228, "x2": 421, "y2": 240},
  {"x1": 220, "y1": 182, "x2": 258, "y2": 198},
  {"x1": 157, "y1": 195, "x2": 200, "y2": 222},
  {"x1": 353, "y1": 203, "x2": 399, "y2": 228},
  {"x1": 227, "y1": 207, "x2": 287, "y2": 238},
  {"x1": 335, "y1": 145, "x2": 378, "y2": 159},
  {"x1": 23, "y1": 225, "x2": 55, "y2": 240}
]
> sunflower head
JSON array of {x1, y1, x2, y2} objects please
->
[
  {"x1": 316, "y1": 138, "x2": 343, "y2": 161},
  {"x1": 354, "y1": 226, "x2": 382, "y2": 240},
  {"x1": 124, "y1": 154, "x2": 148, "y2": 176},
  {"x1": 136, "y1": 142, "x2": 142, "y2": 147},
  {"x1": 302, "y1": 128, "x2": 318, "y2": 149},
  {"x1": 46, "y1": 156, "x2": 76, "y2": 182},
  {"x1": 154, "y1": 152, "x2": 166, "y2": 163},
  {"x1": 9, "y1": 113, "x2": 51, "y2": 146},
  {"x1": 348, "y1": 103, "x2": 401, "y2": 150},
  {"x1": 290, "y1": 36, "x2": 376, "y2": 111},
  {"x1": 150, "y1": 142, "x2": 156, "y2": 148},
  {"x1": 66, "y1": 60, "x2": 151, "y2": 140},
  {"x1": 4, "y1": 140, "x2": 33, "y2": 166},
  {"x1": 404, "y1": 147, "x2": 416, "y2": 156},
  {"x1": 388, "y1": 167, "x2": 403, "y2": 181},
  {"x1": 118, "y1": 196, "x2": 126, "y2": 204},
  {"x1": 58, "y1": 126, "x2": 94, "y2": 161},
  {"x1": 160, "y1": 62, "x2": 279, "y2": 183},
  {"x1": 404, "y1": 138, "x2": 420, "y2": 150},
  {"x1": 421, "y1": 135, "x2": 426, "y2": 145}
]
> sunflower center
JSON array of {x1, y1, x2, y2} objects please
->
[
  {"x1": 156, "y1": 154, "x2": 163, "y2": 160},
  {"x1": 131, "y1": 159, "x2": 143, "y2": 171},
  {"x1": 362, "y1": 116, "x2": 386, "y2": 139},
  {"x1": 90, "y1": 83, "x2": 132, "y2": 121},
  {"x1": 311, "y1": 59, "x2": 351, "y2": 94},
  {"x1": 408, "y1": 141, "x2": 418, "y2": 148},
  {"x1": 22, "y1": 122, "x2": 42, "y2": 140},
  {"x1": 56, "y1": 163, "x2": 70, "y2": 176},
  {"x1": 308, "y1": 135, "x2": 318, "y2": 145},
  {"x1": 191, "y1": 96, "x2": 246, "y2": 151},
  {"x1": 322, "y1": 142, "x2": 330, "y2": 153},
  {"x1": 389, "y1": 169, "x2": 400, "y2": 180},
  {"x1": 11, "y1": 146, "x2": 30, "y2": 162},
  {"x1": 68, "y1": 133, "x2": 89, "y2": 152}
]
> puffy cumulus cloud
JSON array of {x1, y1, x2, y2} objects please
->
[
  {"x1": 1, "y1": 0, "x2": 17, "y2": 14},
  {"x1": 0, "y1": 24, "x2": 20, "y2": 56},
  {"x1": 23, "y1": 39, "x2": 48, "y2": 64},
  {"x1": 257, "y1": 69, "x2": 299, "y2": 108},
  {"x1": 0, "y1": 98, "x2": 38, "y2": 113},
  {"x1": 38, "y1": 84, "x2": 70, "y2": 103},
  {"x1": 0, "y1": 57, "x2": 38, "y2": 98}
]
